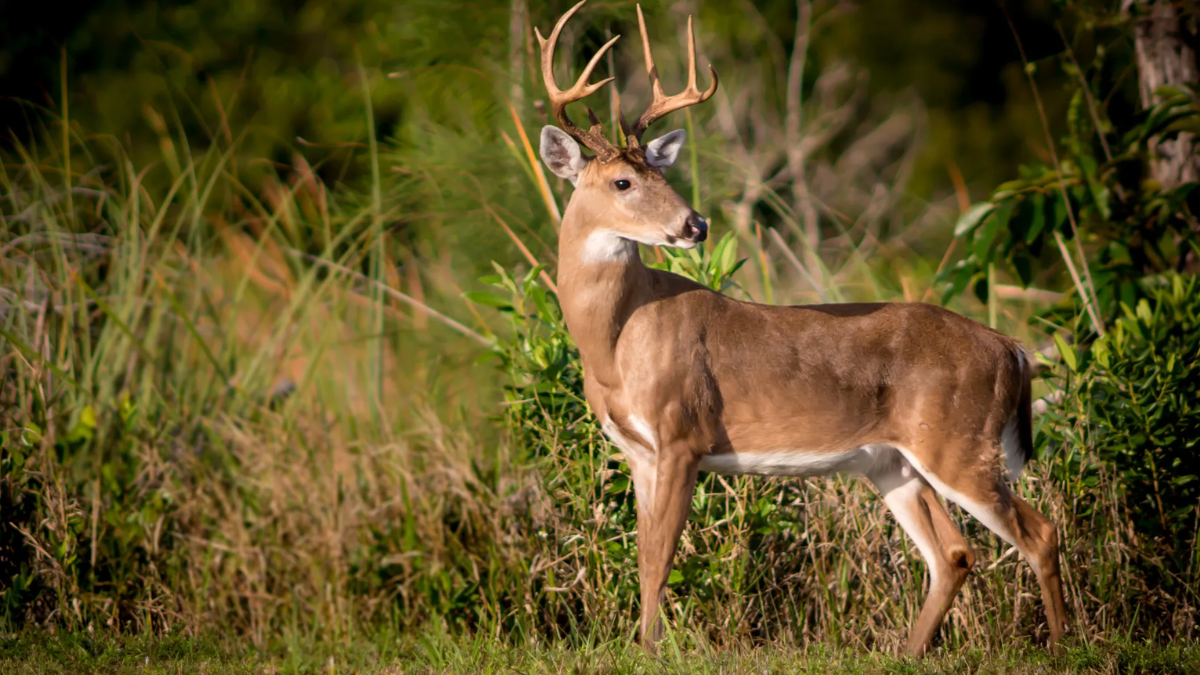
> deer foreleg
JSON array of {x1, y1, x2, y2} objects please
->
[{"x1": 633, "y1": 449, "x2": 699, "y2": 650}]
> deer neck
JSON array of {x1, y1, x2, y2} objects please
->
[{"x1": 556, "y1": 205, "x2": 650, "y2": 378}]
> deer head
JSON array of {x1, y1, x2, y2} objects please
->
[{"x1": 537, "y1": 1, "x2": 718, "y2": 254}]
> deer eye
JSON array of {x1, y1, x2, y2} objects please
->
[{"x1": 613, "y1": 179, "x2": 632, "y2": 191}]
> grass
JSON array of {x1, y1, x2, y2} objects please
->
[{"x1": 3, "y1": 631, "x2": 1200, "y2": 675}]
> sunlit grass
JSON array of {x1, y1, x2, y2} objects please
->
[{"x1": 3, "y1": 630, "x2": 1200, "y2": 675}]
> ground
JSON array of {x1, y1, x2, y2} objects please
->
[{"x1": 2, "y1": 632, "x2": 1199, "y2": 675}]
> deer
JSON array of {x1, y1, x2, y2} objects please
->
[{"x1": 534, "y1": 0, "x2": 1068, "y2": 657}]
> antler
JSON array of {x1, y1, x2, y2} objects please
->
[
  {"x1": 536, "y1": 0, "x2": 621, "y2": 161},
  {"x1": 624, "y1": 4, "x2": 719, "y2": 145}
]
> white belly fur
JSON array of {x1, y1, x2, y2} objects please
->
[
  {"x1": 697, "y1": 445, "x2": 892, "y2": 478},
  {"x1": 601, "y1": 413, "x2": 894, "y2": 480}
]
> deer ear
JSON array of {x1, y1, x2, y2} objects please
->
[
  {"x1": 643, "y1": 129, "x2": 686, "y2": 168},
  {"x1": 540, "y1": 126, "x2": 589, "y2": 183}
]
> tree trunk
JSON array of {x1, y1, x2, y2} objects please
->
[{"x1": 1129, "y1": 0, "x2": 1199, "y2": 189}]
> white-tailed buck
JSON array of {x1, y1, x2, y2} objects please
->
[{"x1": 536, "y1": 0, "x2": 1067, "y2": 657}]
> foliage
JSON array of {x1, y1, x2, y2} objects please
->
[
  {"x1": 649, "y1": 233, "x2": 749, "y2": 294},
  {"x1": 0, "y1": 0, "x2": 478, "y2": 180},
  {"x1": 1039, "y1": 275, "x2": 1200, "y2": 578},
  {"x1": 944, "y1": 83, "x2": 1200, "y2": 312},
  {"x1": 939, "y1": 5, "x2": 1200, "y2": 332}
]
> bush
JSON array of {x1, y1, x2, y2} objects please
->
[{"x1": 1041, "y1": 274, "x2": 1200, "y2": 575}]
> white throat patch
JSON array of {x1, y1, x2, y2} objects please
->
[{"x1": 581, "y1": 231, "x2": 638, "y2": 263}]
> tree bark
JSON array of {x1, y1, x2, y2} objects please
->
[{"x1": 1128, "y1": 0, "x2": 1199, "y2": 189}]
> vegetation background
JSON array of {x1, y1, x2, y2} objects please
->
[{"x1": 1, "y1": 0, "x2": 1199, "y2": 672}]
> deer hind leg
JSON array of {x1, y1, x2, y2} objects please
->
[
  {"x1": 908, "y1": 453, "x2": 1069, "y2": 649},
  {"x1": 870, "y1": 459, "x2": 975, "y2": 657},
  {"x1": 631, "y1": 450, "x2": 699, "y2": 651}
]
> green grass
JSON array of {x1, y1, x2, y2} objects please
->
[{"x1": 4, "y1": 631, "x2": 1200, "y2": 675}]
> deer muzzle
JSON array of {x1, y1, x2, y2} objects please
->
[{"x1": 681, "y1": 212, "x2": 708, "y2": 244}]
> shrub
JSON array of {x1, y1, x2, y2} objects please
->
[{"x1": 1041, "y1": 274, "x2": 1200, "y2": 577}]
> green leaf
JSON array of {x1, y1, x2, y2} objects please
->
[
  {"x1": 529, "y1": 285, "x2": 554, "y2": 322},
  {"x1": 65, "y1": 405, "x2": 98, "y2": 445},
  {"x1": 973, "y1": 199, "x2": 1014, "y2": 261},
  {"x1": 995, "y1": 179, "x2": 1030, "y2": 193},
  {"x1": 605, "y1": 477, "x2": 631, "y2": 494},
  {"x1": 1166, "y1": 116, "x2": 1200, "y2": 135},
  {"x1": 939, "y1": 261, "x2": 978, "y2": 305},
  {"x1": 668, "y1": 569, "x2": 684, "y2": 585},
  {"x1": 1054, "y1": 333, "x2": 1077, "y2": 372},
  {"x1": 1170, "y1": 505, "x2": 1196, "y2": 521},
  {"x1": 727, "y1": 258, "x2": 748, "y2": 279},
  {"x1": 1153, "y1": 85, "x2": 1190, "y2": 99},
  {"x1": 717, "y1": 232, "x2": 739, "y2": 275},
  {"x1": 1052, "y1": 194, "x2": 1069, "y2": 234},
  {"x1": 522, "y1": 263, "x2": 547, "y2": 288},
  {"x1": 1027, "y1": 192, "x2": 1046, "y2": 243},
  {"x1": 1136, "y1": 298, "x2": 1153, "y2": 324},
  {"x1": 1078, "y1": 156, "x2": 1111, "y2": 220},
  {"x1": 463, "y1": 291, "x2": 514, "y2": 309},
  {"x1": 1079, "y1": 153, "x2": 1098, "y2": 180},
  {"x1": 1013, "y1": 254, "x2": 1033, "y2": 287},
  {"x1": 973, "y1": 275, "x2": 989, "y2": 305},
  {"x1": 119, "y1": 392, "x2": 137, "y2": 429},
  {"x1": 954, "y1": 202, "x2": 997, "y2": 237}
]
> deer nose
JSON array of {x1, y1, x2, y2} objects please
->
[{"x1": 682, "y1": 213, "x2": 708, "y2": 243}]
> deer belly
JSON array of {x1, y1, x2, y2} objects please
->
[{"x1": 697, "y1": 446, "x2": 888, "y2": 477}]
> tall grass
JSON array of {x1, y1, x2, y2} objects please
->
[{"x1": 0, "y1": 91, "x2": 501, "y2": 641}]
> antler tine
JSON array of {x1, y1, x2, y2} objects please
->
[
  {"x1": 536, "y1": 0, "x2": 621, "y2": 161},
  {"x1": 627, "y1": 4, "x2": 719, "y2": 145},
  {"x1": 637, "y1": 4, "x2": 665, "y2": 100},
  {"x1": 685, "y1": 16, "x2": 698, "y2": 93}
]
